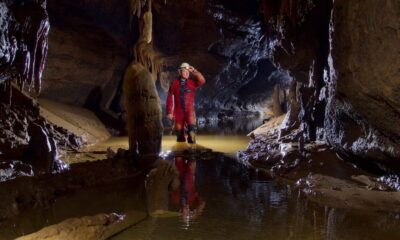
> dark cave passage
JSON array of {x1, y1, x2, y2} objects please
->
[{"x1": 0, "y1": 0, "x2": 399, "y2": 239}]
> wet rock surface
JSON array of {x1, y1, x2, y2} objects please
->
[
  {"x1": 15, "y1": 213, "x2": 126, "y2": 240},
  {"x1": 0, "y1": 160, "x2": 34, "y2": 182},
  {"x1": 257, "y1": 0, "x2": 400, "y2": 171},
  {"x1": 239, "y1": 129, "x2": 366, "y2": 181},
  {"x1": 325, "y1": 0, "x2": 400, "y2": 170},
  {"x1": 24, "y1": 123, "x2": 62, "y2": 174},
  {"x1": 239, "y1": 115, "x2": 400, "y2": 212},
  {"x1": 0, "y1": 0, "x2": 49, "y2": 93}
]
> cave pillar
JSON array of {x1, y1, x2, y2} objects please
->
[{"x1": 123, "y1": 62, "x2": 163, "y2": 163}]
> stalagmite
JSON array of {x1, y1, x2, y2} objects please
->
[
  {"x1": 124, "y1": 0, "x2": 163, "y2": 162},
  {"x1": 123, "y1": 63, "x2": 162, "y2": 159},
  {"x1": 132, "y1": 0, "x2": 165, "y2": 79}
]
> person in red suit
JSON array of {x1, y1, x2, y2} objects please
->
[{"x1": 166, "y1": 63, "x2": 206, "y2": 143}]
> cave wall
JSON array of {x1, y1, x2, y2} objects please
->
[
  {"x1": 326, "y1": 0, "x2": 400, "y2": 169},
  {"x1": 40, "y1": 0, "x2": 132, "y2": 108},
  {"x1": 0, "y1": 0, "x2": 49, "y2": 93},
  {"x1": 260, "y1": 0, "x2": 400, "y2": 171},
  {"x1": 2, "y1": 0, "x2": 290, "y2": 116},
  {"x1": 152, "y1": 0, "x2": 290, "y2": 115}
]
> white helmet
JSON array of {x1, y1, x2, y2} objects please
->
[{"x1": 179, "y1": 62, "x2": 190, "y2": 70}]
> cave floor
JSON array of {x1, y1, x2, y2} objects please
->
[
  {"x1": 4, "y1": 130, "x2": 400, "y2": 239},
  {"x1": 60, "y1": 134, "x2": 250, "y2": 164}
]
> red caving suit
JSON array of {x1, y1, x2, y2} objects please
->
[{"x1": 166, "y1": 74, "x2": 205, "y2": 131}]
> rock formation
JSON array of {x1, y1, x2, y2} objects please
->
[
  {"x1": 41, "y1": 0, "x2": 131, "y2": 108},
  {"x1": 326, "y1": 0, "x2": 400, "y2": 170},
  {"x1": 0, "y1": 85, "x2": 81, "y2": 162},
  {"x1": 29, "y1": 0, "x2": 290, "y2": 119},
  {"x1": 0, "y1": 0, "x2": 398, "y2": 179},
  {"x1": 15, "y1": 213, "x2": 126, "y2": 240},
  {"x1": 123, "y1": 63, "x2": 163, "y2": 157},
  {"x1": 254, "y1": 0, "x2": 400, "y2": 171},
  {"x1": 0, "y1": 0, "x2": 49, "y2": 93},
  {"x1": 153, "y1": 0, "x2": 291, "y2": 114}
]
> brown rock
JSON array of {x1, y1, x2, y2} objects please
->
[
  {"x1": 16, "y1": 213, "x2": 125, "y2": 240},
  {"x1": 259, "y1": 0, "x2": 400, "y2": 171},
  {"x1": 325, "y1": 0, "x2": 400, "y2": 168},
  {"x1": 123, "y1": 62, "x2": 163, "y2": 157}
]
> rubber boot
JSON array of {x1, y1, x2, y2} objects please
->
[
  {"x1": 187, "y1": 125, "x2": 196, "y2": 144},
  {"x1": 176, "y1": 129, "x2": 186, "y2": 142}
]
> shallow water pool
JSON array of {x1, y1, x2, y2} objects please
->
[
  {"x1": 4, "y1": 132, "x2": 400, "y2": 240},
  {"x1": 110, "y1": 154, "x2": 400, "y2": 240}
]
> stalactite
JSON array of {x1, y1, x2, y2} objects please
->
[
  {"x1": 129, "y1": 0, "x2": 148, "y2": 17},
  {"x1": 0, "y1": 0, "x2": 49, "y2": 95},
  {"x1": 142, "y1": 0, "x2": 152, "y2": 44},
  {"x1": 129, "y1": 0, "x2": 164, "y2": 81},
  {"x1": 133, "y1": 42, "x2": 165, "y2": 82}
]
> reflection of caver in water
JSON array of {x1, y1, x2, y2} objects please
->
[
  {"x1": 170, "y1": 156, "x2": 205, "y2": 221},
  {"x1": 166, "y1": 63, "x2": 206, "y2": 144}
]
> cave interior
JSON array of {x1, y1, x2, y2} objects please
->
[{"x1": 0, "y1": 0, "x2": 399, "y2": 239}]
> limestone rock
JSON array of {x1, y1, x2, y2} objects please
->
[
  {"x1": 0, "y1": 86, "x2": 82, "y2": 160},
  {"x1": 24, "y1": 123, "x2": 60, "y2": 174},
  {"x1": 325, "y1": 0, "x2": 400, "y2": 169},
  {"x1": 123, "y1": 62, "x2": 163, "y2": 156},
  {"x1": 16, "y1": 213, "x2": 124, "y2": 240},
  {"x1": 40, "y1": 0, "x2": 131, "y2": 108},
  {"x1": 259, "y1": 0, "x2": 400, "y2": 171},
  {"x1": 0, "y1": 0, "x2": 49, "y2": 93},
  {"x1": 0, "y1": 160, "x2": 34, "y2": 182}
]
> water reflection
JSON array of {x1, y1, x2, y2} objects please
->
[
  {"x1": 196, "y1": 117, "x2": 264, "y2": 135},
  {"x1": 114, "y1": 153, "x2": 400, "y2": 240},
  {"x1": 171, "y1": 156, "x2": 206, "y2": 228}
]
